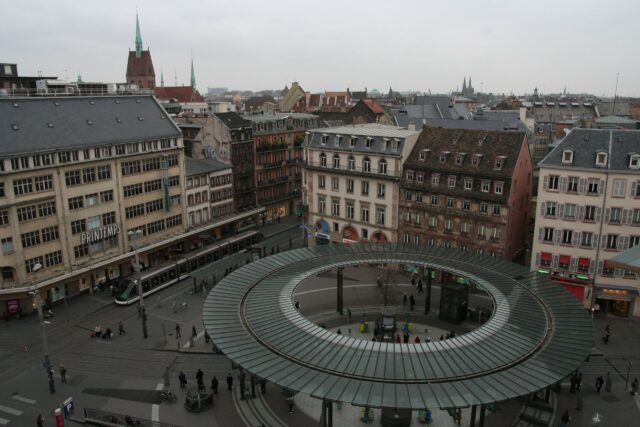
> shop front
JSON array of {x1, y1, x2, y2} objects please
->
[
  {"x1": 371, "y1": 231, "x2": 389, "y2": 243},
  {"x1": 314, "y1": 220, "x2": 331, "y2": 245},
  {"x1": 595, "y1": 285, "x2": 638, "y2": 318},
  {"x1": 341, "y1": 226, "x2": 359, "y2": 244}
]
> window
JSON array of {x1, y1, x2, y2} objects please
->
[
  {"x1": 405, "y1": 191, "x2": 413, "y2": 201},
  {"x1": 332, "y1": 155, "x2": 340, "y2": 169},
  {"x1": 82, "y1": 168, "x2": 96, "y2": 183},
  {"x1": 490, "y1": 227, "x2": 501, "y2": 241},
  {"x1": 85, "y1": 193, "x2": 98, "y2": 207},
  {"x1": 331, "y1": 177, "x2": 339, "y2": 191},
  {"x1": 480, "y1": 202, "x2": 488, "y2": 214},
  {"x1": 71, "y1": 220, "x2": 86, "y2": 234},
  {"x1": 68, "y1": 196, "x2": 84, "y2": 210},
  {"x1": 609, "y1": 207, "x2": 622, "y2": 224},
  {"x1": 318, "y1": 198, "x2": 326, "y2": 214},
  {"x1": 41, "y1": 226, "x2": 59, "y2": 243},
  {"x1": 481, "y1": 180, "x2": 490, "y2": 192},
  {"x1": 349, "y1": 137, "x2": 357, "y2": 147},
  {"x1": 630, "y1": 155, "x2": 640, "y2": 169},
  {"x1": 416, "y1": 173, "x2": 424, "y2": 184},
  {"x1": 439, "y1": 153, "x2": 447, "y2": 163},
  {"x1": 562, "y1": 150, "x2": 573, "y2": 164},
  {"x1": 168, "y1": 176, "x2": 181, "y2": 187},
  {"x1": 122, "y1": 160, "x2": 141, "y2": 176},
  {"x1": 100, "y1": 190, "x2": 114, "y2": 203},
  {"x1": 17, "y1": 206, "x2": 37, "y2": 222},
  {"x1": 494, "y1": 182, "x2": 504, "y2": 195},
  {"x1": 612, "y1": 179, "x2": 626, "y2": 197},
  {"x1": 21, "y1": 230, "x2": 41, "y2": 248},
  {"x1": 558, "y1": 255, "x2": 570, "y2": 269},
  {"x1": 419, "y1": 151, "x2": 427, "y2": 161},
  {"x1": 548, "y1": 175, "x2": 559, "y2": 190},
  {"x1": 546, "y1": 202, "x2": 557, "y2": 217},
  {"x1": 318, "y1": 175, "x2": 325, "y2": 189},
  {"x1": 146, "y1": 219, "x2": 166, "y2": 235},
  {"x1": 464, "y1": 178, "x2": 473, "y2": 191},
  {"x1": 25, "y1": 256, "x2": 44, "y2": 273},
  {"x1": 320, "y1": 135, "x2": 328, "y2": 146},
  {"x1": 361, "y1": 207, "x2": 369, "y2": 222},
  {"x1": 567, "y1": 176, "x2": 579, "y2": 192},
  {"x1": 596, "y1": 151, "x2": 607, "y2": 167},
  {"x1": 376, "y1": 208, "x2": 385, "y2": 225},
  {"x1": 403, "y1": 233, "x2": 410, "y2": 243},
  {"x1": 362, "y1": 228, "x2": 368, "y2": 239},
  {"x1": 146, "y1": 199, "x2": 163, "y2": 213},
  {"x1": 102, "y1": 211, "x2": 116, "y2": 226},
  {"x1": 38, "y1": 201, "x2": 56, "y2": 217},
  {"x1": 587, "y1": 179, "x2": 599, "y2": 194},
  {"x1": 477, "y1": 225, "x2": 486, "y2": 239},
  {"x1": 581, "y1": 232, "x2": 593, "y2": 247},
  {"x1": 165, "y1": 154, "x2": 178, "y2": 167},
  {"x1": 346, "y1": 203, "x2": 354, "y2": 219},
  {"x1": 143, "y1": 158, "x2": 160, "y2": 172},
  {"x1": 406, "y1": 170, "x2": 414, "y2": 181},
  {"x1": 431, "y1": 174, "x2": 440, "y2": 186},
  {"x1": 415, "y1": 212, "x2": 421, "y2": 225},
  {"x1": 348, "y1": 157, "x2": 355, "y2": 171},
  {"x1": 379, "y1": 160, "x2": 387, "y2": 175},
  {"x1": 363, "y1": 158, "x2": 371, "y2": 172},
  {"x1": 430, "y1": 195, "x2": 439, "y2": 206},
  {"x1": 365, "y1": 138, "x2": 372, "y2": 148},
  {"x1": 494, "y1": 157, "x2": 504, "y2": 169},
  {"x1": 65, "y1": 170, "x2": 81, "y2": 186},
  {"x1": 127, "y1": 143, "x2": 139, "y2": 154},
  {"x1": 0, "y1": 210, "x2": 8, "y2": 226},
  {"x1": 493, "y1": 204, "x2": 501, "y2": 215},
  {"x1": 98, "y1": 165, "x2": 112, "y2": 180},
  {"x1": 2, "y1": 237, "x2": 13, "y2": 254},
  {"x1": 377, "y1": 183, "x2": 386, "y2": 198},
  {"x1": 634, "y1": 181, "x2": 640, "y2": 197},
  {"x1": 543, "y1": 227, "x2": 553, "y2": 242},
  {"x1": 585, "y1": 205, "x2": 596, "y2": 221},
  {"x1": 562, "y1": 229, "x2": 573, "y2": 245},
  {"x1": 0, "y1": 183, "x2": 4, "y2": 198},
  {"x1": 331, "y1": 201, "x2": 340, "y2": 216},
  {"x1": 564, "y1": 203, "x2": 576, "y2": 219},
  {"x1": 462, "y1": 200, "x2": 470, "y2": 211},
  {"x1": 607, "y1": 234, "x2": 618, "y2": 250},
  {"x1": 361, "y1": 181, "x2": 369, "y2": 196},
  {"x1": 630, "y1": 235, "x2": 640, "y2": 248},
  {"x1": 444, "y1": 219, "x2": 453, "y2": 231},
  {"x1": 633, "y1": 209, "x2": 640, "y2": 224},
  {"x1": 446, "y1": 197, "x2": 454, "y2": 208},
  {"x1": 35, "y1": 175, "x2": 53, "y2": 192},
  {"x1": 166, "y1": 215, "x2": 182, "y2": 228},
  {"x1": 447, "y1": 175, "x2": 456, "y2": 188},
  {"x1": 416, "y1": 193, "x2": 423, "y2": 203},
  {"x1": 346, "y1": 179, "x2": 354, "y2": 193},
  {"x1": 13, "y1": 178, "x2": 33, "y2": 196},
  {"x1": 124, "y1": 183, "x2": 143, "y2": 198}
]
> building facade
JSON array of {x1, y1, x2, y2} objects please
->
[
  {"x1": 399, "y1": 127, "x2": 532, "y2": 261},
  {"x1": 303, "y1": 124, "x2": 420, "y2": 244},
  {"x1": 531, "y1": 129, "x2": 640, "y2": 317},
  {"x1": 185, "y1": 158, "x2": 233, "y2": 229},
  {"x1": 126, "y1": 14, "x2": 156, "y2": 89},
  {"x1": 245, "y1": 113, "x2": 319, "y2": 221}
]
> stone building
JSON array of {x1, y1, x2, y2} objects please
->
[{"x1": 125, "y1": 13, "x2": 156, "y2": 89}]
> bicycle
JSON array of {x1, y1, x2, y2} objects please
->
[{"x1": 159, "y1": 389, "x2": 177, "y2": 403}]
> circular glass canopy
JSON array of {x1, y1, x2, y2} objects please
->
[{"x1": 203, "y1": 243, "x2": 593, "y2": 409}]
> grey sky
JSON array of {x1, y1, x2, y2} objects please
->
[{"x1": 3, "y1": 0, "x2": 639, "y2": 96}]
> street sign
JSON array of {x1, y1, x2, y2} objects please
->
[{"x1": 62, "y1": 397, "x2": 74, "y2": 417}]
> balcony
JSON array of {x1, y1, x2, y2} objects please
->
[{"x1": 304, "y1": 161, "x2": 401, "y2": 180}]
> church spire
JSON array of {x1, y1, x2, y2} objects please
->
[
  {"x1": 135, "y1": 12, "x2": 143, "y2": 59},
  {"x1": 462, "y1": 77, "x2": 467, "y2": 92},
  {"x1": 160, "y1": 66, "x2": 164, "y2": 87},
  {"x1": 190, "y1": 54, "x2": 196, "y2": 89}
]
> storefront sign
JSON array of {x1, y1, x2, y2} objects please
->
[
  {"x1": 6, "y1": 299, "x2": 19, "y2": 315},
  {"x1": 81, "y1": 224, "x2": 121, "y2": 244}
]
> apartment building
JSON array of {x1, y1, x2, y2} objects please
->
[
  {"x1": 185, "y1": 158, "x2": 233, "y2": 230},
  {"x1": 399, "y1": 127, "x2": 532, "y2": 261},
  {"x1": 531, "y1": 129, "x2": 640, "y2": 317},
  {"x1": 303, "y1": 124, "x2": 420, "y2": 244},
  {"x1": 244, "y1": 113, "x2": 319, "y2": 221}
]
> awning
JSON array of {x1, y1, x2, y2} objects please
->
[
  {"x1": 559, "y1": 255, "x2": 571, "y2": 264},
  {"x1": 578, "y1": 258, "x2": 590, "y2": 267},
  {"x1": 596, "y1": 285, "x2": 639, "y2": 302},
  {"x1": 315, "y1": 232, "x2": 330, "y2": 240},
  {"x1": 541, "y1": 252, "x2": 552, "y2": 261}
]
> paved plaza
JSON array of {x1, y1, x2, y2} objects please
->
[{"x1": 0, "y1": 219, "x2": 639, "y2": 427}]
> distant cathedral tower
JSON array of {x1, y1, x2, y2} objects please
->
[{"x1": 126, "y1": 13, "x2": 156, "y2": 89}]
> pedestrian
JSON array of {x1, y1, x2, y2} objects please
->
[
  {"x1": 118, "y1": 320, "x2": 125, "y2": 335},
  {"x1": 36, "y1": 414, "x2": 44, "y2": 427},
  {"x1": 196, "y1": 369, "x2": 204, "y2": 383},
  {"x1": 595, "y1": 375, "x2": 603, "y2": 393},
  {"x1": 417, "y1": 279, "x2": 423, "y2": 294},
  {"x1": 59, "y1": 365, "x2": 67, "y2": 383},
  {"x1": 337, "y1": 329, "x2": 341, "y2": 335},
  {"x1": 631, "y1": 378, "x2": 638, "y2": 395},
  {"x1": 605, "y1": 371, "x2": 612, "y2": 392},
  {"x1": 227, "y1": 373, "x2": 233, "y2": 391},
  {"x1": 211, "y1": 376, "x2": 219, "y2": 394},
  {"x1": 204, "y1": 331, "x2": 210, "y2": 343},
  {"x1": 603, "y1": 324, "x2": 610, "y2": 344},
  {"x1": 277, "y1": 214, "x2": 280, "y2": 224},
  {"x1": 103, "y1": 327, "x2": 112, "y2": 340},
  {"x1": 287, "y1": 394, "x2": 294, "y2": 413},
  {"x1": 175, "y1": 323, "x2": 182, "y2": 339},
  {"x1": 197, "y1": 376, "x2": 204, "y2": 391},
  {"x1": 347, "y1": 308, "x2": 352, "y2": 320},
  {"x1": 560, "y1": 410, "x2": 571, "y2": 427},
  {"x1": 403, "y1": 333, "x2": 409, "y2": 344},
  {"x1": 294, "y1": 301, "x2": 300, "y2": 311},
  {"x1": 414, "y1": 336, "x2": 421, "y2": 343},
  {"x1": 178, "y1": 371, "x2": 187, "y2": 389},
  {"x1": 440, "y1": 334, "x2": 444, "y2": 341},
  {"x1": 403, "y1": 293, "x2": 407, "y2": 307},
  {"x1": 192, "y1": 325, "x2": 197, "y2": 338},
  {"x1": 411, "y1": 277, "x2": 416, "y2": 287},
  {"x1": 576, "y1": 372, "x2": 582, "y2": 391},
  {"x1": 376, "y1": 276, "x2": 382, "y2": 288},
  {"x1": 409, "y1": 294, "x2": 415, "y2": 311},
  {"x1": 172, "y1": 298, "x2": 177, "y2": 314}
]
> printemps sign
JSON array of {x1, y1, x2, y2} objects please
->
[{"x1": 81, "y1": 224, "x2": 121, "y2": 244}]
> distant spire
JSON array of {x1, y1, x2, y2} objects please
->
[
  {"x1": 135, "y1": 12, "x2": 143, "y2": 59},
  {"x1": 161, "y1": 66, "x2": 164, "y2": 87},
  {"x1": 468, "y1": 77, "x2": 472, "y2": 89},
  {"x1": 190, "y1": 53, "x2": 196, "y2": 89},
  {"x1": 462, "y1": 77, "x2": 467, "y2": 92}
]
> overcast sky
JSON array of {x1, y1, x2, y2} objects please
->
[{"x1": 3, "y1": 0, "x2": 639, "y2": 96}]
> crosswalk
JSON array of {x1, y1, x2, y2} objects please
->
[{"x1": 0, "y1": 395, "x2": 37, "y2": 425}]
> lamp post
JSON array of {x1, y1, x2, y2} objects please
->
[
  {"x1": 31, "y1": 262, "x2": 54, "y2": 394},
  {"x1": 128, "y1": 229, "x2": 147, "y2": 339}
]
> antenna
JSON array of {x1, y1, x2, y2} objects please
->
[
  {"x1": 174, "y1": 70, "x2": 177, "y2": 86},
  {"x1": 612, "y1": 72, "x2": 620, "y2": 114}
]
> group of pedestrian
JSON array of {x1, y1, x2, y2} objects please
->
[
  {"x1": 569, "y1": 371, "x2": 582, "y2": 393},
  {"x1": 402, "y1": 293, "x2": 416, "y2": 310},
  {"x1": 178, "y1": 370, "x2": 231, "y2": 395},
  {"x1": 90, "y1": 324, "x2": 122, "y2": 340}
]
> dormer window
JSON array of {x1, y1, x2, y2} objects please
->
[
  {"x1": 419, "y1": 149, "x2": 430, "y2": 161},
  {"x1": 455, "y1": 153, "x2": 466, "y2": 165},
  {"x1": 629, "y1": 154, "x2": 640, "y2": 169},
  {"x1": 349, "y1": 137, "x2": 357, "y2": 148},
  {"x1": 365, "y1": 138, "x2": 373, "y2": 149},
  {"x1": 392, "y1": 140, "x2": 399, "y2": 151},
  {"x1": 335, "y1": 135, "x2": 342, "y2": 146},
  {"x1": 472, "y1": 154, "x2": 482, "y2": 167},
  {"x1": 383, "y1": 139, "x2": 390, "y2": 151},
  {"x1": 321, "y1": 134, "x2": 329, "y2": 145},
  {"x1": 320, "y1": 152, "x2": 327, "y2": 167},
  {"x1": 439, "y1": 151, "x2": 450, "y2": 163},
  {"x1": 595, "y1": 151, "x2": 608, "y2": 167},
  {"x1": 562, "y1": 150, "x2": 574, "y2": 165},
  {"x1": 494, "y1": 156, "x2": 506, "y2": 170}
]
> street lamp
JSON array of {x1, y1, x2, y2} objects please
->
[
  {"x1": 30, "y1": 262, "x2": 55, "y2": 394},
  {"x1": 128, "y1": 229, "x2": 147, "y2": 339}
]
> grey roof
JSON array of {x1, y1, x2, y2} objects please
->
[
  {"x1": 0, "y1": 96, "x2": 180, "y2": 156},
  {"x1": 411, "y1": 96, "x2": 472, "y2": 119},
  {"x1": 185, "y1": 157, "x2": 230, "y2": 176},
  {"x1": 243, "y1": 112, "x2": 318, "y2": 123},
  {"x1": 595, "y1": 115, "x2": 637, "y2": 124},
  {"x1": 397, "y1": 117, "x2": 526, "y2": 132},
  {"x1": 597, "y1": 101, "x2": 632, "y2": 117},
  {"x1": 608, "y1": 244, "x2": 640, "y2": 273},
  {"x1": 214, "y1": 112, "x2": 251, "y2": 130},
  {"x1": 304, "y1": 124, "x2": 418, "y2": 155},
  {"x1": 540, "y1": 128, "x2": 640, "y2": 171},
  {"x1": 204, "y1": 244, "x2": 593, "y2": 409}
]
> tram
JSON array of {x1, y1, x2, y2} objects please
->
[{"x1": 115, "y1": 230, "x2": 261, "y2": 305}]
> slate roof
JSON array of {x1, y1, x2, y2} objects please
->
[
  {"x1": 0, "y1": 96, "x2": 180, "y2": 156},
  {"x1": 404, "y1": 126, "x2": 526, "y2": 179},
  {"x1": 243, "y1": 112, "x2": 317, "y2": 123},
  {"x1": 214, "y1": 112, "x2": 251, "y2": 129},
  {"x1": 185, "y1": 157, "x2": 230, "y2": 176},
  {"x1": 597, "y1": 101, "x2": 632, "y2": 117},
  {"x1": 155, "y1": 86, "x2": 204, "y2": 103},
  {"x1": 304, "y1": 123, "x2": 418, "y2": 156},
  {"x1": 126, "y1": 51, "x2": 155, "y2": 78},
  {"x1": 540, "y1": 128, "x2": 640, "y2": 172},
  {"x1": 413, "y1": 95, "x2": 472, "y2": 119}
]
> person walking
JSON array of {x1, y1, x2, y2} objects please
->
[
  {"x1": 605, "y1": 371, "x2": 612, "y2": 392},
  {"x1": 175, "y1": 323, "x2": 182, "y2": 339},
  {"x1": 226, "y1": 373, "x2": 233, "y2": 391},
  {"x1": 211, "y1": 376, "x2": 219, "y2": 394},
  {"x1": 603, "y1": 324, "x2": 611, "y2": 344},
  {"x1": 204, "y1": 331, "x2": 210, "y2": 344},
  {"x1": 118, "y1": 320, "x2": 126, "y2": 335},
  {"x1": 409, "y1": 294, "x2": 415, "y2": 311},
  {"x1": 595, "y1": 375, "x2": 604, "y2": 393},
  {"x1": 36, "y1": 414, "x2": 44, "y2": 427},
  {"x1": 403, "y1": 293, "x2": 407, "y2": 307},
  {"x1": 192, "y1": 325, "x2": 197, "y2": 338},
  {"x1": 417, "y1": 279, "x2": 424, "y2": 294},
  {"x1": 576, "y1": 372, "x2": 582, "y2": 392},
  {"x1": 172, "y1": 298, "x2": 178, "y2": 314},
  {"x1": 59, "y1": 365, "x2": 67, "y2": 383},
  {"x1": 178, "y1": 371, "x2": 187, "y2": 389},
  {"x1": 559, "y1": 410, "x2": 571, "y2": 426}
]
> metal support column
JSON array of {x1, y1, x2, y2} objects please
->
[
  {"x1": 544, "y1": 387, "x2": 551, "y2": 403},
  {"x1": 425, "y1": 268, "x2": 432, "y2": 314},
  {"x1": 470, "y1": 404, "x2": 476, "y2": 427},
  {"x1": 239, "y1": 370, "x2": 246, "y2": 400},
  {"x1": 321, "y1": 400, "x2": 333, "y2": 427},
  {"x1": 479, "y1": 405, "x2": 486, "y2": 427},
  {"x1": 250, "y1": 375, "x2": 256, "y2": 398},
  {"x1": 337, "y1": 267, "x2": 344, "y2": 316}
]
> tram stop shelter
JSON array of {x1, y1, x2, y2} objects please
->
[{"x1": 203, "y1": 243, "x2": 594, "y2": 426}]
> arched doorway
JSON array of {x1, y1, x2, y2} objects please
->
[
  {"x1": 371, "y1": 231, "x2": 388, "y2": 243},
  {"x1": 341, "y1": 226, "x2": 359, "y2": 244}
]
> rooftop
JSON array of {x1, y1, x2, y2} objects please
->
[
  {"x1": 214, "y1": 112, "x2": 251, "y2": 129},
  {"x1": 243, "y1": 112, "x2": 317, "y2": 123},
  {"x1": 185, "y1": 157, "x2": 230, "y2": 176},
  {"x1": 308, "y1": 123, "x2": 418, "y2": 139}
]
